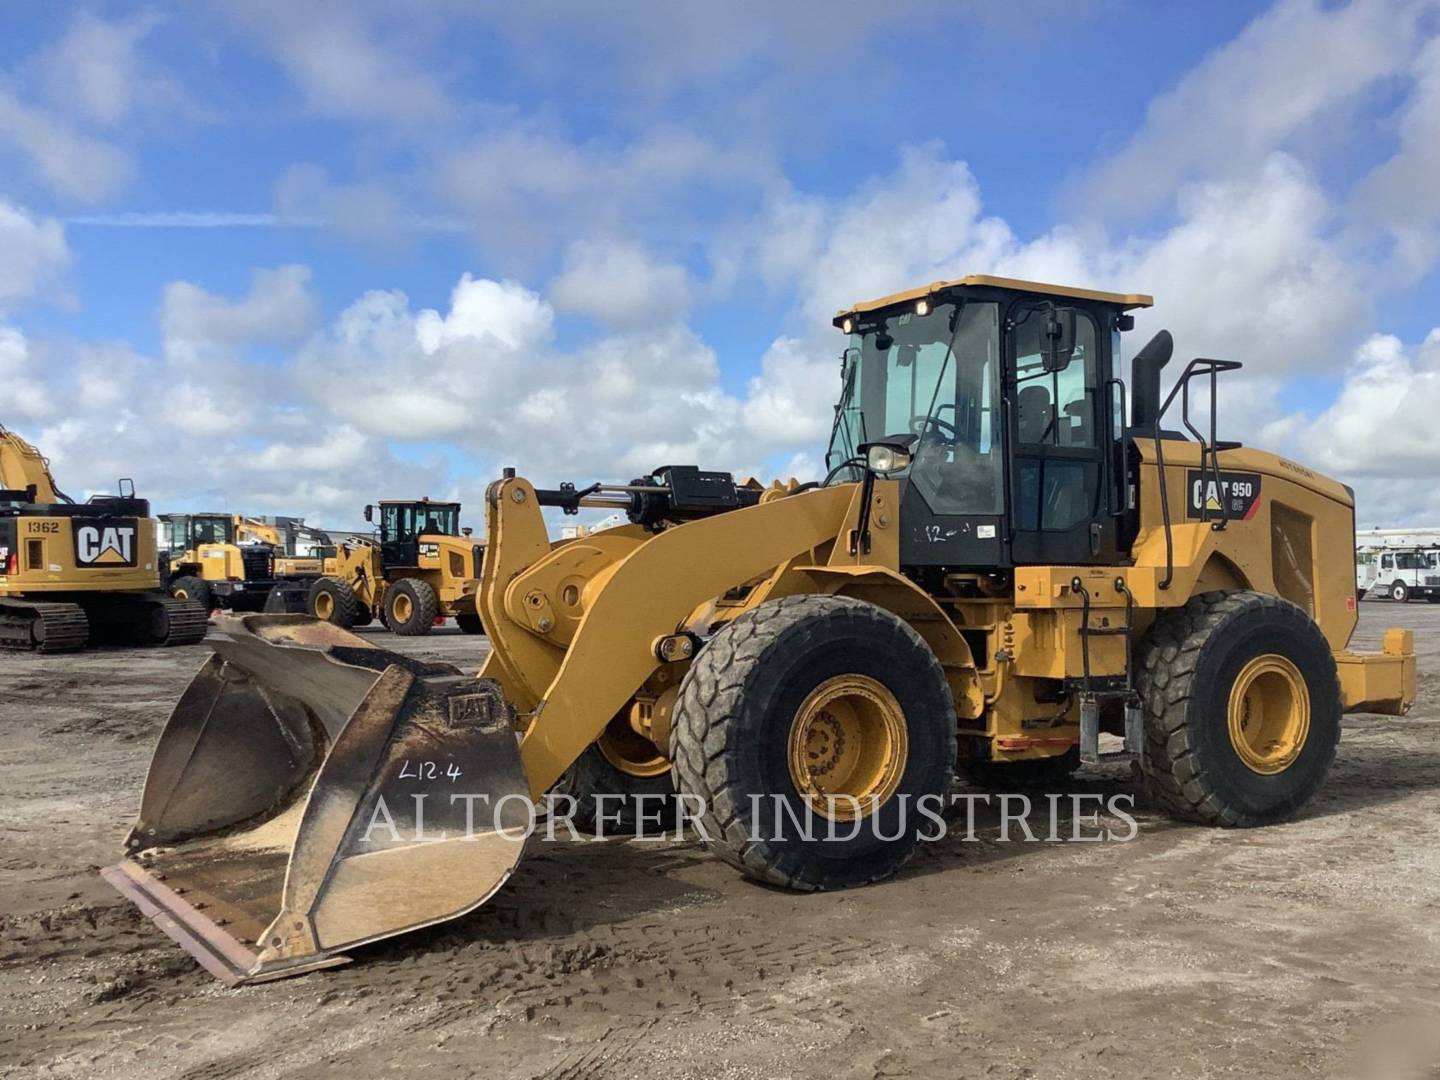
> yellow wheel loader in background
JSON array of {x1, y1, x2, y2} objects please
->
[
  {"x1": 159, "y1": 513, "x2": 313, "y2": 614},
  {"x1": 104, "y1": 277, "x2": 1415, "y2": 985},
  {"x1": 0, "y1": 424, "x2": 207, "y2": 651},
  {"x1": 306, "y1": 498, "x2": 484, "y2": 635}
]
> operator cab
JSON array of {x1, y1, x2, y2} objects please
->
[
  {"x1": 160, "y1": 513, "x2": 234, "y2": 557},
  {"x1": 365, "y1": 499, "x2": 461, "y2": 568},
  {"x1": 827, "y1": 276, "x2": 1152, "y2": 570}
]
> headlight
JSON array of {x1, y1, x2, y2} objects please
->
[
  {"x1": 915, "y1": 299, "x2": 930, "y2": 316},
  {"x1": 841, "y1": 317, "x2": 854, "y2": 334},
  {"x1": 866, "y1": 444, "x2": 912, "y2": 475}
]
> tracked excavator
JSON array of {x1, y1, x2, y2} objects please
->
[
  {"x1": 0, "y1": 424, "x2": 207, "y2": 651},
  {"x1": 105, "y1": 277, "x2": 1415, "y2": 985}
]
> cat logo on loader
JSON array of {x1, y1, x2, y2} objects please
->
[{"x1": 104, "y1": 276, "x2": 1417, "y2": 985}]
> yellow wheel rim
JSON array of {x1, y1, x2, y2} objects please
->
[
  {"x1": 787, "y1": 674, "x2": 908, "y2": 821},
  {"x1": 1227, "y1": 654, "x2": 1310, "y2": 775},
  {"x1": 315, "y1": 592, "x2": 334, "y2": 620},
  {"x1": 597, "y1": 715, "x2": 671, "y2": 778},
  {"x1": 393, "y1": 593, "x2": 413, "y2": 624}
]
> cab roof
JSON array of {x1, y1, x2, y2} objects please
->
[
  {"x1": 378, "y1": 498, "x2": 460, "y2": 506},
  {"x1": 833, "y1": 274, "x2": 1153, "y2": 325}
]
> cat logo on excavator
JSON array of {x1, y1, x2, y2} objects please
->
[{"x1": 75, "y1": 521, "x2": 137, "y2": 566}]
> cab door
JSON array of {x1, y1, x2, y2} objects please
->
[
  {"x1": 1005, "y1": 301, "x2": 1118, "y2": 565},
  {"x1": 381, "y1": 504, "x2": 420, "y2": 568}
]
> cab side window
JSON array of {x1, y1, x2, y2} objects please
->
[{"x1": 1012, "y1": 307, "x2": 1100, "y2": 532}]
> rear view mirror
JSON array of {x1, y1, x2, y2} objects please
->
[
  {"x1": 1042, "y1": 309, "x2": 1076, "y2": 371},
  {"x1": 363, "y1": 505, "x2": 374, "y2": 523}
]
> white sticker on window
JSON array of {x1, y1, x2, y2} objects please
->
[{"x1": 977, "y1": 525, "x2": 996, "y2": 539}]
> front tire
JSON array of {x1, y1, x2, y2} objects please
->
[
  {"x1": 386, "y1": 578, "x2": 438, "y2": 636},
  {"x1": 1136, "y1": 591, "x2": 1341, "y2": 828},
  {"x1": 168, "y1": 576, "x2": 212, "y2": 613},
  {"x1": 671, "y1": 595, "x2": 955, "y2": 891},
  {"x1": 1392, "y1": 580, "x2": 1410, "y2": 602},
  {"x1": 308, "y1": 577, "x2": 360, "y2": 628}
]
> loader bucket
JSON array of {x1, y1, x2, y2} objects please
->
[{"x1": 102, "y1": 614, "x2": 530, "y2": 985}]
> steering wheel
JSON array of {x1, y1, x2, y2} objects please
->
[{"x1": 910, "y1": 413, "x2": 959, "y2": 443}]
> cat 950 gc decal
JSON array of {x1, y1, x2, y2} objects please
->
[
  {"x1": 1186, "y1": 470, "x2": 1262, "y2": 522},
  {"x1": 73, "y1": 518, "x2": 139, "y2": 567}
]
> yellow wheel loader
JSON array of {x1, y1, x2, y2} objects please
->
[
  {"x1": 160, "y1": 513, "x2": 315, "y2": 615},
  {"x1": 306, "y1": 499, "x2": 484, "y2": 636},
  {"x1": 104, "y1": 277, "x2": 1415, "y2": 985},
  {"x1": 0, "y1": 425, "x2": 207, "y2": 651}
]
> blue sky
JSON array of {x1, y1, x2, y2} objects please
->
[{"x1": 3, "y1": 1, "x2": 1440, "y2": 529}]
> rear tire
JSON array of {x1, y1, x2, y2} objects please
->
[
  {"x1": 456, "y1": 612, "x2": 484, "y2": 635},
  {"x1": 168, "y1": 576, "x2": 212, "y2": 613},
  {"x1": 1392, "y1": 580, "x2": 1409, "y2": 603},
  {"x1": 308, "y1": 577, "x2": 360, "y2": 628},
  {"x1": 671, "y1": 595, "x2": 955, "y2": 890},
  {"x1": 387, "y1": 578, "x2": 438, "y2": 636},
  {"x1": 1136, "y1": 591, "x2": 1340, "y2": 828}
]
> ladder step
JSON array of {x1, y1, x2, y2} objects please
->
[
  {"x1": 1079, "y1": 698, "x2": 1100, "y2": 765},
  {"x1": 1124, "y1": 703, "x2": 1144, "y2": 755},
  {"x1": 1078, "y1": 626, "x2": 1130, "y2": 636}
]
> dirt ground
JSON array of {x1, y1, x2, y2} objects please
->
[{"x1": 2, "y1": 604, "x2": 1439, "y2": 1080}]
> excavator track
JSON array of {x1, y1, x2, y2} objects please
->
[
  {"x1": 0, "y1": 600, "x2": 90, "y2": 652},
  {"x1": 153, "y1": 595, "x2": 209, "y2": 646}
]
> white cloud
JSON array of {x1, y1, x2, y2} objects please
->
[
  {"x1": 34, "y1": 9, "x2": 198, "y2": 128},
  {"x1": 0, "y1": 200, "x2": 70, "y2": 313},
  {"x1": 296, "y1": 271, "x2": 826, "y2": 483},
  {"x1": 1105, "y1": 154, "x2": 1364, "y2": 376},
  {"x1": 0, "y1": 9, "x2": 204, "y2": 203},
  {"x1": 549, "y1": 240, "x2": 691, "y2": 326},
  {"x1": 1354, "y1": 35, "x2": 1440, "y2": 276},
  {"x1": 0, "y1": 89, "x2": 133, "y2": 203},
  {"x1": 218, "y1": 1, "x2": 452, "y2": 126},
  {"x1": 742, "y1": 336, "x2": 835, "y2": 448},
  {"x1": 1290, "y1": 330, "x2": 1440, "y2": 479},
  {"x1": 1076, "y1": 0, "x2": 1428, "y2": 217},
  {"x1": 438, "y1": 125, "x2": 773, "y2": 269},
  {"x1": 414, "y1": 274, "x2": 554, "y2": 354},
  {"x1": 161, "y1": 265, "x2": 319, "y2": 365},
  {"x1": 0, "y1": 325, "x2": 53, "y2": 419}
]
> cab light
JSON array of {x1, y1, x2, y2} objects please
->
[{"x1": 916, "y1": 299, "x2": 930, "y2": 316}]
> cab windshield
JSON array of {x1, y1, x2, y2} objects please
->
[
  {"x1": 191, "y1": 516, "x2": 233, "y2": 546},
  {"x1": 383, "y1": 503, "x2": 459, "y2": 540},
  {"x1": 825, "y1": 301, "x2": 1003, "y2": 515}
]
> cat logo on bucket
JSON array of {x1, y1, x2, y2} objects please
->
[{"x1": 74, "y1": 519, "x2": 138, "y2": 567}]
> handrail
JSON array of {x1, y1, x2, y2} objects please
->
[{"x1": 1149, "y1": 357, "x2": 1243, "y2": 589}]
